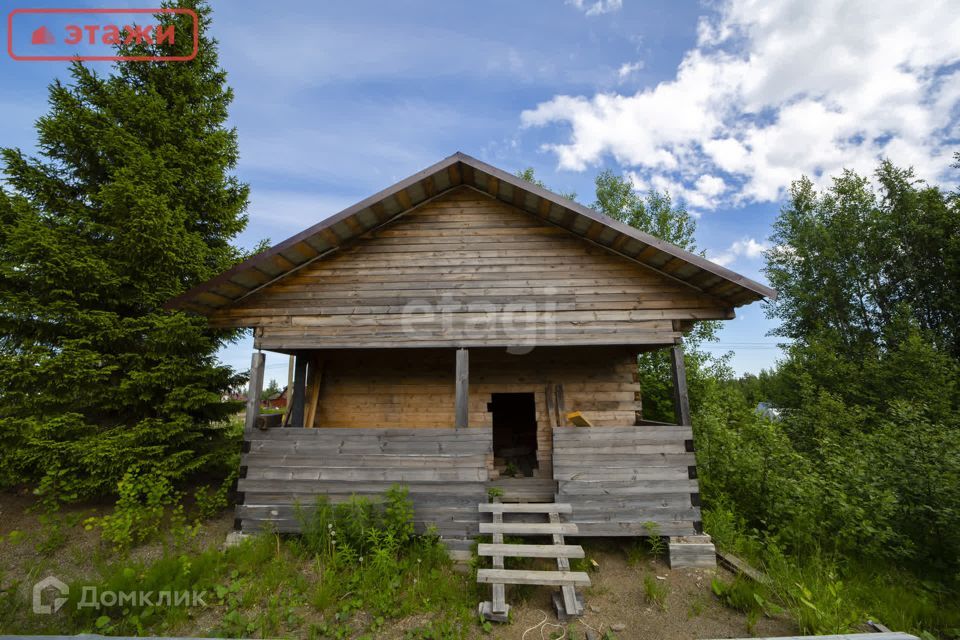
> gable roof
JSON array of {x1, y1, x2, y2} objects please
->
[{"x1": 166, "y1": 152, "x2": 775, "y2": 314}]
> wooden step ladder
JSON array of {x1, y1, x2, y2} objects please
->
[{"x1": 476, "y1": 502, "x2": 589, "y2": 622}]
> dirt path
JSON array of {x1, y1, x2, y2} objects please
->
[{"x1": 475, "y1": 540, "x2": 796, "y2": 640}]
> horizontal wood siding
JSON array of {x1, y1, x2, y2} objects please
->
[
  {"x1": 553, "y1": 426, "x2": 701, "y2": 536},
  {"x1": 237, "y1": 427, "x2": 493, "y2": 537},
  {"x1": 310, "y1": 347, "x2": 641, "y2": 478},
  {"x1": 209, "y1": 187, "x2": 731, "y2": 348}
]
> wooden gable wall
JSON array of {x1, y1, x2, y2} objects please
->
[{"x1": 210, "y1": 187, "x2": 732, "y2": 349}]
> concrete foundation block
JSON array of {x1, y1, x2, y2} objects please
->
[{"x1": 668, "y1": 535, "x2": 717, "y2": 569}]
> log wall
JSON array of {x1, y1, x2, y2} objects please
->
[
  {"x1": 236, "y1": 427, "x2": 493, "y2": 538},
  {"x1": 307, "y1": 347, "x2": 641, "y2": 478},
  {"x1": 553, "y1": 426, "x2": 701, "y2": 536},
  {"x1": 209, "y1": 187, "x2": 731, "y2": 349}
]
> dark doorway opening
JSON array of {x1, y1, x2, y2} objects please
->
[{"x1": 490, "y1": 392, "x2": 538, "y2": 478}]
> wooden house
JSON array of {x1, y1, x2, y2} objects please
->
[
  {"x1": 261, "y1": 386, "x2": 288, "y2": 411},
  {"x1": 167, "y1": 152, "x2": 774, "y2": 568}
]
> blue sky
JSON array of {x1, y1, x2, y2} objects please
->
[{"x1": 3, "y1": 0, "x2": 959, "y2": 383}]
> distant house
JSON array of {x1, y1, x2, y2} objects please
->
[{"x1": 262, "y1": 387, "x2": 288, "y2": 410}]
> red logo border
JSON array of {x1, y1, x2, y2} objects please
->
[{"x1": 7, "y1": 7, "x2": 199, "y2": 62}]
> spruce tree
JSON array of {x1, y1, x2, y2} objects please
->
[{"x1": 0, "y1": 1, "x2": 249, "y2": 501}]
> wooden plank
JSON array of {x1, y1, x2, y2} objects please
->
[
  {"x1": 477, "y1": 543, "x2": 585, "y2": 559},
  {"x1": 244, "y1": 467, "x2": 487, "y2": 482},
  {"x1": 455, "y1": 348, "x2": 469, "y2": 429},
  {"x1": 716, "y1": 550, "x2": 770, "y2": 585},
  {"x1": 550, "y1": 511, "x2": 580, "y2": 615},
  {"x1": 281, "y1": 354, "x2": 295, "y2": 427},
  {"x1": 670, "y1": 344, "x2": 691, "y2": 426},
  {"x1": 476, "y1": 569, "x2": 591, "y2": 587},
  {"x1": 491, "y1": 511, "x2": 506, "y2": 613},
  {"x1": 290, "y1": 352, "x2": 307, "y2": 428},
  {"x1": 479, "y1": 522, "x2": 578, "y2": 535},
  {"x1": 244, "y1": 352, "x2": 265, "y2": 433},
  {"x1": 562, "y1": 521, "x2": 698, "y2": 536},
  {"x1": 553, "y1": 425, "x2": 693, "y2": 439},
  {"x1": 545, "y1": 383, "x2": 556, "y2": 428},
  {"x1": 247, "y1": 426, "x2": 492, "y2": 439},
  {"x1": 303, "y1": 357, "x2": 322, "y2": 428},
  {"x1": 242, "y1": 453, "x2": 491, "y2": 468},
  {"x1": 479, "y1": 503, "x2": 572, "y2": 513},
  {"x1": 552, "y1": 453, "x2": 696, "y2": 466},
  {"x1": 555, "y1": 384, "x2": 566, "y2": 426}
]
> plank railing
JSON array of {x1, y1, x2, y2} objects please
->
[
  {"x1": 552, "y1": 425, "x2": 701, "y2": 536},
  {"x1": 236, "y1": 427, "x2": 493, "y2": 538}
]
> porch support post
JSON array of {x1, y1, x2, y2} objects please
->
[
  {"x1": 290, "y1": 352, "x2": 308, "y2": 428},
  {"x1": 670, "y1": 343, "x2": 691, "y2": 426},
  {"x1": 244, "y1": 351, "x2": 265, "y2": 433},
  {"x1": 455, "y1": 348, "x2": 469, "y2": 429}
]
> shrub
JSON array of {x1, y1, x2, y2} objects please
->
[{"x1": 85, "y1": 468, "x2": 178, "y2": 549}]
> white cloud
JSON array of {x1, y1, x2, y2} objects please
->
[
  {"x1": 626, "y1": 171, "x2": 727, "y2": 212},
  {"x1": 567, "y1": 0, "x2": 623, "y2": 16},
  {"x1": 523, "y1": 0, "x2": 960, "y2": 207},
  {"x1": 617, "y1": 60, "x2": 644, "y2": 81},
  {"x1": 711, "y1": 237, "x2": 770, "y2": 267}
]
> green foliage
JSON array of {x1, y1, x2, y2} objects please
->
[
  {"x1": 642, "y1": 522, "x2": 666, "y2": 558},
  {"x1": 642, "y1": 574, "x2": 668, "y2": 610},
  {"x1": 85, "y1": 468, "x2": 178, "y2": 549},
  {"x1": 0, "y1": 0, "x2": 248, "y2": 503},
  {"x1": 589, "y1": 168, "x2": 725, "y2": 423},
  {"x1": 592, "y1": 169, "x2": 697, "y2": 250},
  {"x1": 693, "y1": 158, "x2": 960, "y2": 638},
  {"x1": 766, "y1": 161, "x2": 960, "y2": 359},
  {"x1": 192, "y1": 466, "x2": 237, "y2": 520},
  {"x1": 261, "y1": 378, "x2": 282, "y2": 400},
  {"x1": 689, "y1": 166, "x2": 960, "y2": 639},
  {"x1": 299, "y1": 488, "x2": 419, "y2": 559},
  {"x1": 3, "y1": 489, "x2": 477, "y2": 638},
  {"x1": 514, "y1": 167, "x2": 577, "y2": 201},
  {"x1": 294, "y1": 485, "x2": 474, "y2": 636},
  {"x1": 762, "y1": 548, "x2": 865, "y2": 636}
]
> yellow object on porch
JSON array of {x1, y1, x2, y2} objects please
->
[{"x1": 565, "y1": 411, "x2": 593, "y2": 427}]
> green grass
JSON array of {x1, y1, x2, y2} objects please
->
[
  {"x1": 704, "y1": 506, "x2": 960, "y2": 639},
  {"x1": 0, "y1": 488, "x2": 481, "y2": 639},
  {"x1": 642, "y1": 574, "x2": 668, "y2": 611}
]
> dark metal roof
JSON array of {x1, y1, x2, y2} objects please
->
[{"x1": 165, "y1": 152, "x2": 776, "y2": 314}]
